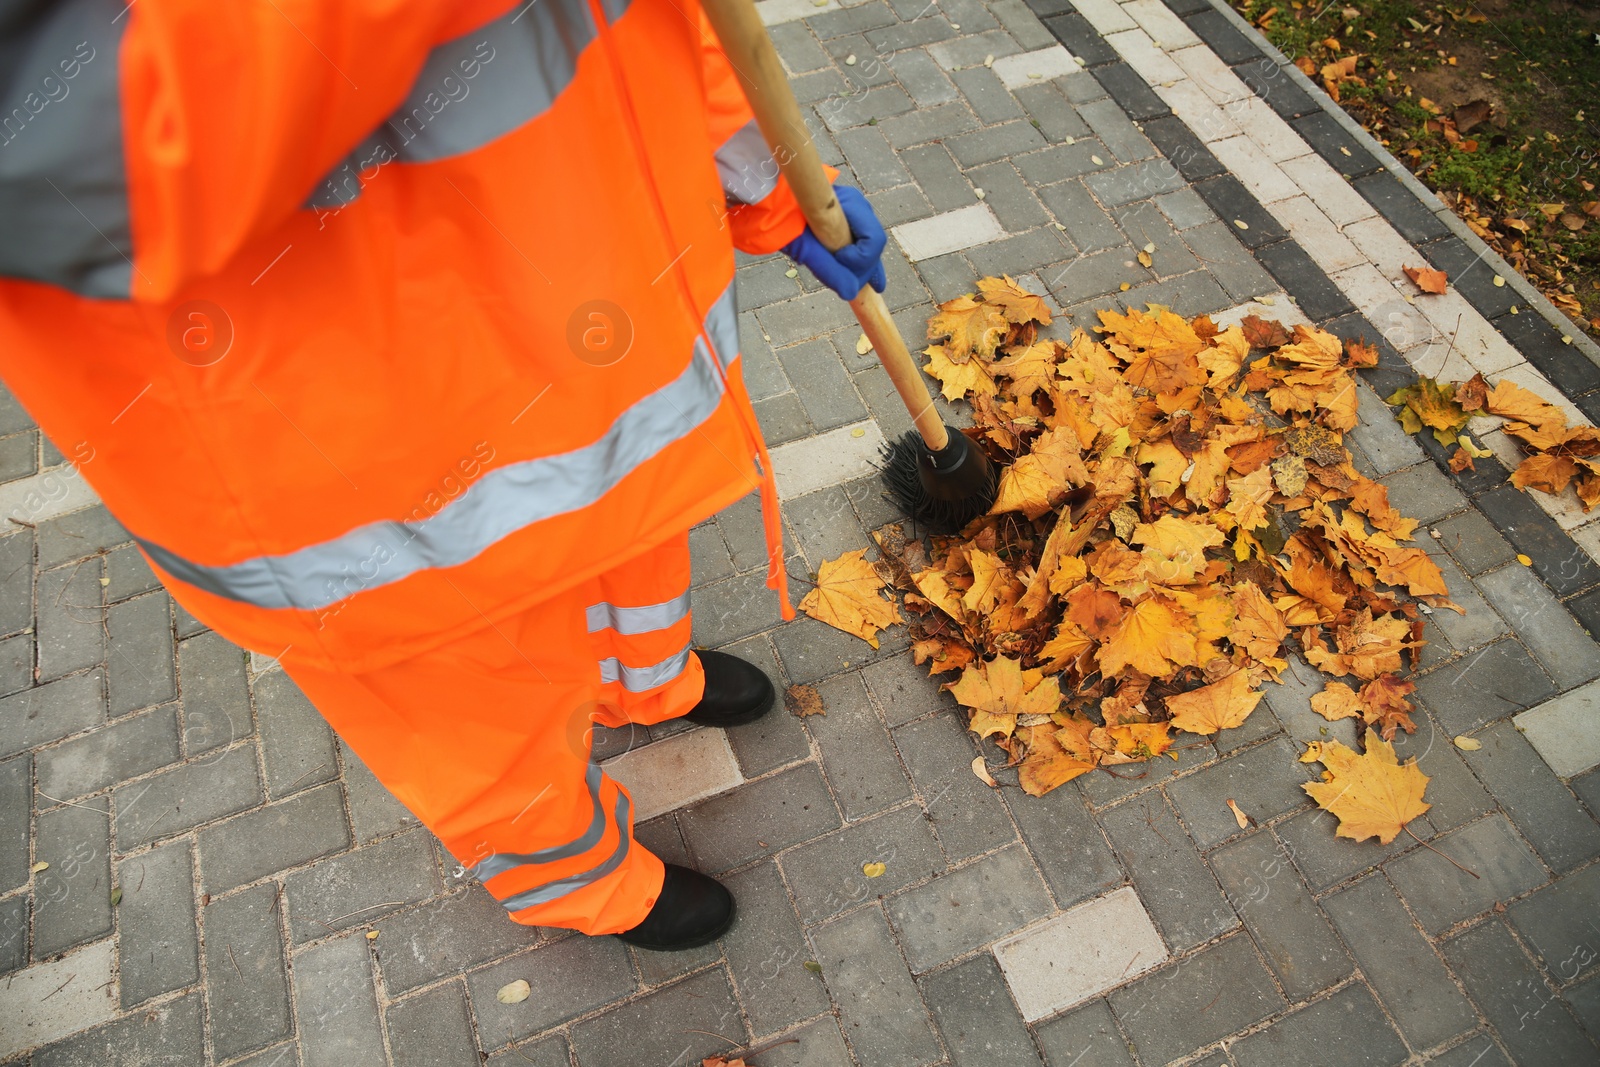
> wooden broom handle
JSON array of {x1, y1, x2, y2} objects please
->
[{"x1": 700, "y1": 0, "x2": 950, "y2": 453}]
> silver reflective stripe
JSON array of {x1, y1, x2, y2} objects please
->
[
  {"x1": 704, "y1": 283, "x2": 740, "y2": 372},
  {"x1": 135, "y1": 285, "x2": 738, "y2": 611},
  {"x1": 715, "y1": 119, "x2": 780, "y2": 207},
  {"x1": 599, "y1": 644, "x2": 691, "y2": 692},
  {"x1": 308, "y1": 0, "x2": 597, "y2": 208},
  {"x1": 0, "y1": 0, "x2": 131, "y2": 298},
  {"x1": 468, "y1": 763, "x2": 605, "y2": 882},
  {"x1": 497, "y1": 790, "x2": 632, "y2": 912},
  {"x1": 585, "y1": 590, "x2": 691, "y2": 636},
  {"x1": 598, "y1": 0, "x2": 634, "y2": 25}
]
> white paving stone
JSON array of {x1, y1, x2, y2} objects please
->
[
  {"x1": 1168, "y1": 44, "x2": 1251, "y2": 104},
  {"x1": 1342, "y1": 216, "x2": 1427, "y2": 285},
  {"x1": 0, "y1": 939, "x2": 118, "y2": 1060},
  {"x1": 1211, "y1": 295, "x2": 1312, "y2": 331},
  {"x1": 1279, "y1": 155, "x2": 1377, "y2": 226},
  {"x1": 603, "y1": 727, "x2": 743, "y2": 823},
  {"x1": 1330, "y1": 263, "x2": 1436, "y2": 353},
  {"x1": 994, "y1": 886, "x2": 1168, "y2": 1021},
  {"x1": 1120, "y1": 0, "x2": 1201, "y2": 49},
  {"x1": 0, "y1": 462, "x2": 100, "y2": 527},
  {"x1": 1231, "y1": 96, "x2": 1311, "y2": 163},
  {"x1": 1154, "y1": 80, "x2": 1242, "y2": 143},
  {"x1": 991, "y1": 46, "x2": 1079, "y2": 90},
  {"x1": 1267, "y1": 196, "x2": 1366, "y2": 274},
  {"x1": 769, "y1": 419, "x2": 889, "y2": 499},
  {"x1": 1515, "y1": 681, "x2": 1600, "y2": 778},
  {"x1": 1571, "y1": 522, "x2": 1600, "y2": 565},
  {"x1": 891, "y1": 203, "x2": 1004, "y2": 262},
  {"x1": 1208, "y1": 135, "x2": 1299, "y2": 204},
  {"x1": 757, "y1": 0, "x2": 840, "y2": 24},
  {"x1": 1104, "y1": 29, "x2": 1184, "y2": 85},
  {"x1": 1411, "y1": 291, "x2": 1527, "y2": 376},
  {"x1": 1068, "y1": 0, "x2": 1136, "y2": 34}
]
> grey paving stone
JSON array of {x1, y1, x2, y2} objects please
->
[
  {"x1": 1386, "y1": 715, "x2": 1493, "y2": 833},
  {"x1": 1114, "y1": 272, "x2": 1233, "y2": 318},
  {"x1": 723, "y1": 860, "x2": 831, "y2": 1035},
  {"x1": 0, "y1": 532, "x2": 31, "y2": 641},
  {"x1": 948, "y1": 120, "x2": 1048, "y2": 168},
  {"x1": 880, "y1": 101, "x2": 981, "y2": 150},
  {"x1": 1038, "y1": 179, "x2": 1125, "y2": 254},
  {"x1": 755, "y1": 289, "x2": 859, "y2": 347},
  {"x1": 718, "y1": 636, "x2": 810, "y2": 779},
  {"x1": 1417, "y1": 545, "x2": 1508, "y2": 652},
  {"x1": 1004, "y1": 774, "x2": 1123, "y2": 909},
  {"x1": 1179, "y1": 220, "x2": 1278, "y2": 301},
  {"x1": 118, "y1": 840, "x2": 200, "y2": 1008},
  {"x1": 1426, "y1": 1034, "x2": 1514, "y2": 1067},
  {"x1": 254, "y1": 670, "x2": 338, "y2": 800},
  {"x1": 1035, "y1": 998, "x2": 1135, "y2": 1066},
  {"x1": 570, "y1": 967, "x2": 745, "y2": 1067},
  {"x1": 292, "y1": 933, "x2": 385, "y2": 1067},
  {"x1": 172, "y1": 600, "x2": 206, "y2": 638},
  {"x1": 1108, "y1": 933, "x2": 1284, "y2": 1066},
  {"x1": 1015, "y1": 81, "x2": 1093, "y2": 144},
  {"x1": 388, "y1": 981, "x2": 485, "y2": 1067},
  {"x1": 1166, "y1": 737, "x2": 1315, "y2": 848},
  {"x1": 811, "y1": 0, "x2": 898, "y2": 38},
  {"x1": 338, "y1": 739, "x2": 419, "y2": 843},
  {"x1": 33, "y1": 993, "x2": 204, "y2": 1067},
  {"x1": 0, "y1": 632, "x2": 30, "y2": 697},
  {"x1": 838, "y1": 125, "x2": 912, "y2": 193},
  {"x1": 203, "y1": 883, "x2": 291, "y2": 1061},
  {"x1": 968, "y1": 227, "x2": 1076, "y2": 280},
  {"x1": 689, "y1": 523, "x2": 735, "y2": 586},
  {"x1": 718, "y1": 493, "x2": 797, "y2": 575},
  {"x1": 468, "y1": 935, "x2": 638, "y2": 1048},
  {"x1": 775, "y1": 338, "x2": 868, "y2": 432},
  {"x1": 1099, "y1": 792, "x2": 1236, "y2": 952},
  {"x1": 1153, "y1": 188, "x2": 1215, "y2": 231},
  {"x1": 867, "y1": 11, "x2": 957, "y2": 50},
  {"x1": 284, "y1": 829, "x2": 440, "y2": 944},
  {"x1": 1014, "y1": 139, "x2": 1111, "y2": 186},
  {"x1": 888, "y1": 50, "x2": 959, "y2": 108},
  {"x1": 1435, "y1": 510, "x2": 1517, "y2": 576},
  {"x1": 1089, "y1": 161, "x2": 1189, "y2": 209},
  {"x1": 34, "y1": 507, "x2": 125, "y2": 569},
  {"x1": 1442, "y1": 920, "x2": 1599, "y2": 1065},
  {"x1": 1507, "y1": 862, "x2": 1600, "y2": 988},
  {"x1": 1210, "y1": 831, "x2": 1351, "y2": 999},
  {"x1": 740, "y1": 1016, "x2": 854, "y2": 1067},
  {"x1": 1078, "y1": 97, "x2": 1156, "y2": 163},
  {"x1": 863, "y1": 651, "x2": 960, "y2": 728},
  {"x1": 1231, "y1": 983, "x2": 1407, "y2": 1067},
  {"x1": 0, "y1": 893, "x2": 25, "y2": 974},
  {"x1": 0, "y1": 431, "x2": 36, "y2": 484},
  {"x1": 781, "y1": 803, "x2": 941, "y2": 925},
  {"x1": 0, "y1": 384, "x2": 30, "y2": 436},
  {"x1": 1566, "y1": 972, "x2": 1600, "y2": 1040},
  {"x1": 892, "y1": 711, "x2": 1017, "y2": 860},
  {"x1": 36, "y1": 703, "x2": 178, "y2": 802},
  {"x1": 817, "y1": 83, "x2": 916, "y2": 132},
  {"x1": 35, "y1": 563, "x2": 103, "y2": 682},
  {"x1": 104, "y1": 592, "x2": 175, "y2": 716},
  {"x1": 0, "y1": 754, "x2": 28, "y2": 896},
  {"x1": 968, "y1": 160, "x2": 1052, "y2": 232},
  {"x1": 693, "y1": 564, "x2": 797, "y2": 649},
  {"x1": 484, "y1": 1035, "x2": 570, "y2": 1067},
  {"x1": 952, "y1": 66, "x2": 1025, "y2": 125},
  {"x1": 901, "y1": 143, "x2": 977, "y2": 213},
  {"x1": 1274, "y1": 806, "x2": 1411, "y2": 892},
  {"x1": 867, "y1": 184, "x2": 936, "y2": 230},
  {"x1": 770, "y1": 21, "x2": 831, "y2": 74},
  {"x1": 372, "y1": 886, "x2": 540, "y2": 995},
  {"x1": 1348, "y1": 379, "x2": 1426, "y2": 476},
  {"x1": 806, "y1": 672, "x2": 912, "y2": 821},
  {"x1": 1046, "y1": 245, "x2": 1144, "y2": 302},
  {"x1": 198, "y1": 781, "x2": 349, "y2": 894},
  {"x1": 680, "y1": 762, "x2": 840, "y2": 873},
  {"x1": 772, "y1": 610, "x2": 909, "y2": 685},
  {"x1": 1460, "y1": 721, "x2": 1600, "y2": 873},
  {"x1": 1323, "y1": 874, "x2": 1477, "y2": 1050},
  {"x1": 754, "y1": 392, "x2": 812, "y2": 446},
  {"x1": 1213, "y1": 690, "x2": 1283, "y2": 755},
  {"x1": 923, "y1": 952, "x2": 1041, "y2": 1066},
  {"x1": 1079, "y1": 738, "x2": 1218, "y2": 808},
  {"x1": 1476, "y1": 565, "x2": 1600, "y2": 690},
  {"x1": 32, "y1": 802, "x2": 112, "y2": 960},
  {"x1": 177, "y1": 632, "x2": 251, "y2": 755},
  {"x1": 738, "y1": 312, "x2": 792, "y2": 402},
  {"x1": 811, "y1": 904, "x2": 941, "y2": 1067},
  {"x1": 1386, "y1": 814, "x2": 1547, "y2": 934},
  {"x1": 1380, "y1": 462, "x2": 1468, "y2": 527},
  {"x1": 1415, "y1": 638, "x2": 1556, "y2": 736},
  {"x1": 887, "y1": 844, "x2": 1052, "y2": 972}
]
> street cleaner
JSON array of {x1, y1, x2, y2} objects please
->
[{"x1": 0, "y1": 0, "x2": 887, "y2": 951}]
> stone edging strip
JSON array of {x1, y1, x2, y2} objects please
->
[{"x1": 1028, "y1": 0, "x2": 1600, "y2": 635}]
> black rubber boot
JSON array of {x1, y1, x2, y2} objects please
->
[
  {"x1": 616, "y1": 864, "x2": 735, "y2": 951},
  {"x1": 684, "y1": 650, "x2": 775, "y2": 728}
]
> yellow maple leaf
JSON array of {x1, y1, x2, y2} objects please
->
[
  {"x1": 924, "y1": 345, "x2": 998, "y2": 401},
  {"x1": 926, "y1": 294, "x2": 1009, "y2": 363},
  {"x1": 1132, "y1": 514, "x2": 1226, "y2": 585},
  {"x1": 1311, "y1": 681, "x2": 1363, "y2": 721},
  {"x1": 1225, "y1": 465, "x2": 1275, "y2": 532},
  {"x1": 989, "y1": 427, "x2": 1088, "y2": 520},
  {"x1": 1017, "y1": 720, "x2": 1097, "y2": 796},
  {"x1": 1304, "y1": 608, "x2": 1414, "y2": 680},
  {"x1": 1138, "y1": 438, "x2": 1190, "y2": 500},
  {"x1": 947, "y1": 656, "x2": 1062, "y2": 740},
  {"x1": 1037, "y1": 618, "x2": 1094, "y2": 674},
  {"x1": 1164, "y1": 669, "x2": 1263, "y2": 735},
  {"x1": 963, "y1": 549, "x2": 1018, "y2": 615},
  {"x1": 978, "y1": 275, "x2": 1054, "y2": 325},
  {"x1": 1302, "y1": 738, "x2": 1430, "y2": 844},
  {"x1": 800, "y1": 550, "x2": 901, "y2": 648},
  {"x1": 1487, "y1": 380, "x2": 1569, "y2": 451},
  {"x1": 1512, "y1": 453, "x2": 1579, "y2": 495},
  {"x1": 992, "y1": 342, "x2": 1060, "y2": 398},
  {"x1": 1231, "y1": 581, "x2": 1288, "y2": 664},
  {"x1": 1097, "y1": 596, "x2": 1198, "y2": 678}
]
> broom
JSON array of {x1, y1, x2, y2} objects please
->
[{"x1": 700, "y1": 0, "x2": 998, "y2": 530}]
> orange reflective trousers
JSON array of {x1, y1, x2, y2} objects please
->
[{"x1": 287, "y1": 532, "x2": 701, "y2": 935}]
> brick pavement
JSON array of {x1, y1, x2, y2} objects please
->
[{"x1": 3, "y1": 0, "x2": 1600, "y2": 1063}]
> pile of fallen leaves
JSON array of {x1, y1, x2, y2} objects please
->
[
  {"x1": 801, "y1": 278, "x2": 1448, "y2": 845},
  {"x1": 1389, "y1": 370, "x2": 1600, "y2": 507}
]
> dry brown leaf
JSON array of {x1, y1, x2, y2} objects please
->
[
  {"x1": 1097, "y1": 596, "x2": 1198, "y2": 678},
  {"x1": 1311, "y1": 681, "x2": 1363, "y2": 721},
  {"x1": 947, "y1": 656, "x2": 1062, "y2": 740},
  {"x1": 784, "y1": 684, "x2": 825, "y2": 718},
  {"x1": 1165, "y1": 669, "x2": 1263, "y2": 735},
  {"x1": 989, "y1": 427, "x2": 1088, "y2": 520},
  {"x1": 799, "y1": 549, "x2": 901, "y2": 649},
  {"x1": 1302, "y1": 737, "x2": 1430, "y2": 844},
  {"x1": 1403, "y1": 265, "x2": 1448, "y2": 294},
  {"x1": 979, "y1": 275, "x2": 1054, "y2": 325},
  {"x1": 927, "y1": 294, "x2": 1009, "y2": 363}
]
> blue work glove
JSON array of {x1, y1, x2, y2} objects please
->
[{"x1": 781, "y1": 184, "x2": 888, "y2": 300}]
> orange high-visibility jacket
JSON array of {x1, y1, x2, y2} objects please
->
[{"x1": 0, "y1": 0, "x2": 803, "y2": 672}]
